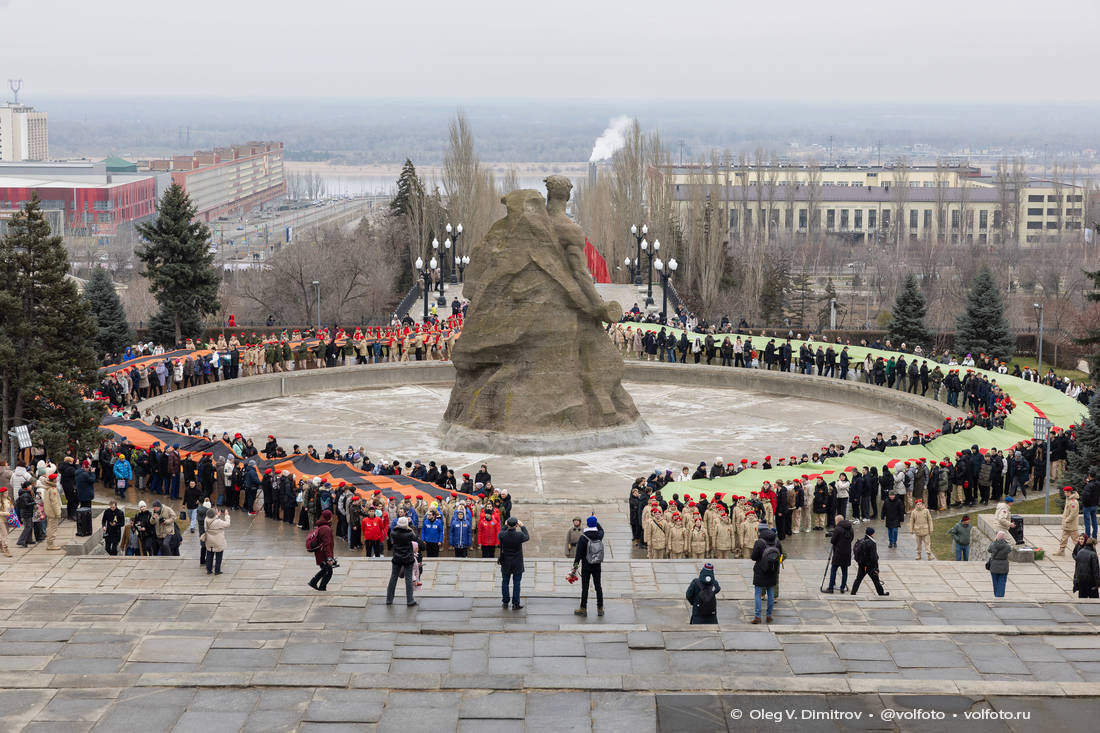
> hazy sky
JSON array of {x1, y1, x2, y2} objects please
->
[{"x1": 4, "y1": 0, "x2": 1097, "y2": 102}]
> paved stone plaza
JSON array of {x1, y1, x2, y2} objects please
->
[{"x1": 0, "y1": 549, "x2": 1097, "y2": 732}]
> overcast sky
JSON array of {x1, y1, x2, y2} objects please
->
[{"x1": 3, "y1": 0, "x2": 1097, "y2": 102}]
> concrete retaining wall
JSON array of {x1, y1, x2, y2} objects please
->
[{"x1": 136, "y1": 361, "x2": 952, "y2": 434}]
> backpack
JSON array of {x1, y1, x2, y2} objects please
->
[
  {"x1": 306, "y1": 527, "x2": 323, "y2": 552},
  {"x1": 760, "y1": 543, "x2": 781, "y2": 574},
  {"x1": 695, "y1": 579, "x2": 717, "y2": 616},
  {"x1": 853, "y1": 537, "x2": 870, "y2": 564},
  {"x1": 585, "y1": 536, "x2": 604, "y2": 565},
  {"x1": 319, "y1": 489, "x2": 333, "y2": 511}
]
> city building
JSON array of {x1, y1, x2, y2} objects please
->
[
  {"x1": 143, "y1": 141, "x2": 285, "y2": 222},
  {"x1": 663, "y1": 163, "x2": 1088, "y2": 247},
  {"x1": 0, "y1": 161, "x2": 158, "y2": 237},
  {"x1": 0, "y1": 102, "x2": 48, "y2": 161}
]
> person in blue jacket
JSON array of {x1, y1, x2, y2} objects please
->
[
  {"x1": 420, "y1": 507, "x2": 445, "y2": 557},
  {"x1": 449, "y1": 505, "x2": 473, "y2": 557},
  {"x1": 112, "y1": 453, "x2": 132, "y2": 498}
]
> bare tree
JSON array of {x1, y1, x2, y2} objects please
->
[
  {"x1": 890, "y1": 157, "x2": 910, "y2": 257},
  {"x1": 805, "y1": 160, "x2": 822, "y2": 240}
]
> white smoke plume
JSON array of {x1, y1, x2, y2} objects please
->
[{"x1": 588, "y1": 115, "x2": 632, "y2": 162}]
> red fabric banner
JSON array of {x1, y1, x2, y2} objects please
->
[{"x1": 584, "y1": 237, "x2": 611, "y2": 284}]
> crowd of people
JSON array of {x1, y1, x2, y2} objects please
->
[{"x1": 96, "y1": 316, "x2": 464, "y2": 407}]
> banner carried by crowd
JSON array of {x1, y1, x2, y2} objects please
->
[{"x1": 98, "y1": 415, "x2": 461, "y2": 502}]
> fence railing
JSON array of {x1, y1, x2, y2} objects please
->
[{"x1": 391, "y1": 281, "x2": 423, "y2": 322}]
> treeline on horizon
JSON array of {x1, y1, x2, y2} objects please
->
[{"x1": 39, "y1": 98, "x2": 1100, "y2": 165}]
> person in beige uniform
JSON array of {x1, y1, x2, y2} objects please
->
[
  {"x1": 667, "y1": 513, "x2": 687, "y2": 559},
  {"x1": 908, "y1": 498, "x2": 933, "y2": 560},
  {"x1": 565, "y1": 517, "x2": 584, "y2": 558},
  {"x1": 39, "y1": 472, "x2": 64, "y2": 551},
  {"x1": 1055, "y1": 487, "x2": 1080, "y2": 555},
  {"x1": 738, "y1": 509, "x2": 758, "y2": 559},
  {"x1": 645, "y1": 509, "x2": 667, "y2": 559},
  {"x1": 688, "y1": 516, "x2": 709, "y2": 559},
  {"x1": 712, "y1": 511, "x2": 734, "y2": 559}
]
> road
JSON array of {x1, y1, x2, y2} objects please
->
[{"x1": 210, "y1": 196, "x2": 386, "y2": 263}]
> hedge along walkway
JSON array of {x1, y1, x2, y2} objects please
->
[{"x1": 616, "y1": 325, "x2": 1088, "y2": 493}]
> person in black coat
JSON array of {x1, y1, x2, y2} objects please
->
[
  {"x1": 826, "y1": 517, "x2": 854, "y2": 593},
  {"x1": 750, "y1": 526, "x2": 783, "y2": 622},
  {"x1": 572, "y1": 517, "x2": 605, "y2": 616},
  {"x1": 685, "y1": 562, "x2": 721, "y2": 624},
  {"x1": 74, "y1": 462, "x2": 96, "y2": 537},
  {"x1": 100, "y1": 500, "x2": 125, "y2": 555},
  {"x1": 882, "y1": 490, "x2": 906, "y2": 548},
  {"x1": 197, "y1": 454, "x2": 216, "y2": 500},
  {"x1": 15, "y1": 486, "x2": 37, "y2": 547},
  {"x1": 386, "y1": 517, "x2": 419, "y2": 606},
  {"x1": 498, "y1": 516, "x2": 529, "y2": 610},
  {"x1": 1073, "y1": 536, "x2": 1099, "y2": 598},
  {"x1": 851, "y1": 527, "x2": 888, "y2": 596},
  {"x1": 59, "y1": 457, "x2": 78, "y2": 521}
]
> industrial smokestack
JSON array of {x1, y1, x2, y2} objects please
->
[{"x1": 588, "y1": 116, "x2": 632, "y2": 162}]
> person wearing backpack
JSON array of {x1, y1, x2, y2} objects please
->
[
  {"x1": 749, "y1": 524, "x2": 783, "y2": 623},
  {"x1": 685, "y1": 562, "x2": 721, "y2": 624},
  {"x1": 850, "y1": 526, "x2": 889, "y2": 596},
  {"x1": 572, "y1": 516, "x2": 605, "y2": 617},
  {"x1": 497, "y1": 516, "x2": 529, "y2": 610},
  {"x1": 307, "y1": 509, "x2": 335, "y2": 591}
]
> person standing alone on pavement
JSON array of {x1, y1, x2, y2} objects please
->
[
  {"x1": 685, "y1": 562, "x2": 721, "y2": 624},
  {"x1": 987, "y1": 530, "x2": 1012, "y2": 598},
  {"x1": 498, "y1": 516, "x2": 529, "y2": 610},
  {"x1": 949, "y1": 515, "x2": 971, "y2": 561},
  {"x1": 824, "y1": 515, "x2": 853, "y2": 593},
  {"x1": 386, "y1": 516, "x2": 418, "y2": 607},
  {"x1": 573, "y1": 515, "x2": 605, "y2": 617},
  {"x1": 308, "y1": 509, "x2": 335, "y2": 591},
  {"x1": 1055, "y1": 486, "x2": 1080, "y2": 555},
  {"x1": 750, "y1": 524, "x2": 782, "y2": 623},
  {"x1": 1072, "y1": 536, "x2": 1099, "y2": 598}
]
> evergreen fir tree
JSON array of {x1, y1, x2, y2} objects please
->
[
  {"x1": 786, "y1": 272, "x2": 814, "y2": 328},
  {"x1": 147, "y1": 307, "x2": 203, "y2": 348},
  {"x1": 955, "y1": 268, "x2": 1015, "y2": 360},
  {"x1": 0, "y1": 194, "x2": 104, "y2": 458},
  {"x1": 389, "y1": 159, "x2": 423, "y2": 218},
  {"x1": 83, "y1": 267, "x2": 133, "y2": 360},
  {"x1": 1077, "y1": 267, "x2": 1100, "y2": 382},
  {"x1": 887, "y1": 273, "x2": 933, "y2": 349},
  {"x1": 816, "y1": 278, "x2": 844, "y2": 332},
  {"x1": 1065, "y1": 391, "x2": 1099, "y2": 493},
  {"x1": 136, "y1": 184, "x2": 220, "y2": 346}
]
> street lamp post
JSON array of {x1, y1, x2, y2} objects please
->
[
  {"x1": 623, "y1": 257, "x2": 637, "y2": 285},
  {"x1": 415, "y1": 257, "x2": 435, "y2": 322},
  {"x1": 1034, "y1": 302, "x2": 1045, "y2": 380},
  {"x1": 654, "y1": 257, "x2": 678, "y2": 324},
  {"x1": 640, "y1": 237, "x2": 660, "y2": 306},
  {"x1": 431, "y1": 238, "x2": 446, "y2": 306},
  {"x1": 312, "y1": 280, "x2": 321, "y2": 333},
  {"x1": 631, "y1": 224, "x2": 647, "y2": 285},
  {"x1": 457, "y1": 255, "x2": 470, "y2": 283},
  {"x1": 447, "y1": 223, "x2": 462, "y2": 284}
]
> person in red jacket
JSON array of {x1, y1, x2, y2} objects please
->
[
  {"x1": 477, "y1": 508, "x2": 501, "y2": 559},
  {"x1": 309, "y1": 509, "x2": 335, "y2": 591},
  {"x1": 360, "y1": 506, "x2": 386, "y2": 558}
]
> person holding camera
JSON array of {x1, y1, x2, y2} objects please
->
[
  {"x1": 309, "y1": 509, "x2": 336, "y2": 591},
  {"x1": 386, "y1": 516, "x2": 418, "y2": 606},
  {"x1": 498, "y1": 516, "x2": 529, "y2": 610}
]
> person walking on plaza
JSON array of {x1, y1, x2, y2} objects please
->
[
  {"x1": 949, "y1": 515, "x2": 972, "y2": 561},
  {"x1": 308, "y1": 509, "x2": 336, "y2": 591},
  {"x1": 75, "y1": 460, "x2": 96, "y2": 537},
  {"x1": 386, "y1": 516, "x2": 418, "y2": 606},
  {"x1": 987, "y1": 530, "x2": 1012, "y2": 598},
  {"x1": 824, "y1": 515, "x2": 852, "y2": 594},
  {"x1": 685, "y1": 562, "x2": 721, "y2": 624},
  {"x1": 1081, "y1": 471, "x2": 1099, "y2": 539},
  {"x1": 203, "y1": 507, "x2": 230, "y2": 575},
  {"x1": 101, "y1": 500, "x2": 124, "y2": 555},
  {"x1": 498, "y1": 516, "x2": 529, "y2": 610},
  {"x1": 908, "y1": 498, "x2": 933, "y2": 560},
  {"x1": 749, "y1": 524, "x2": 782, "y2": 624},
  {"x1": 851, "y1": 527, "x2": 889, "y2": 596},
  {"x1": 1055, "y1": 486, "x2": 1080, "y2": 555},
  {"x1": 1073, "y1": 535, "x2": 1099, "y2": 598},
  {"x1": 572, "y1": 515, "x2": 605, "y2": 617}
]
